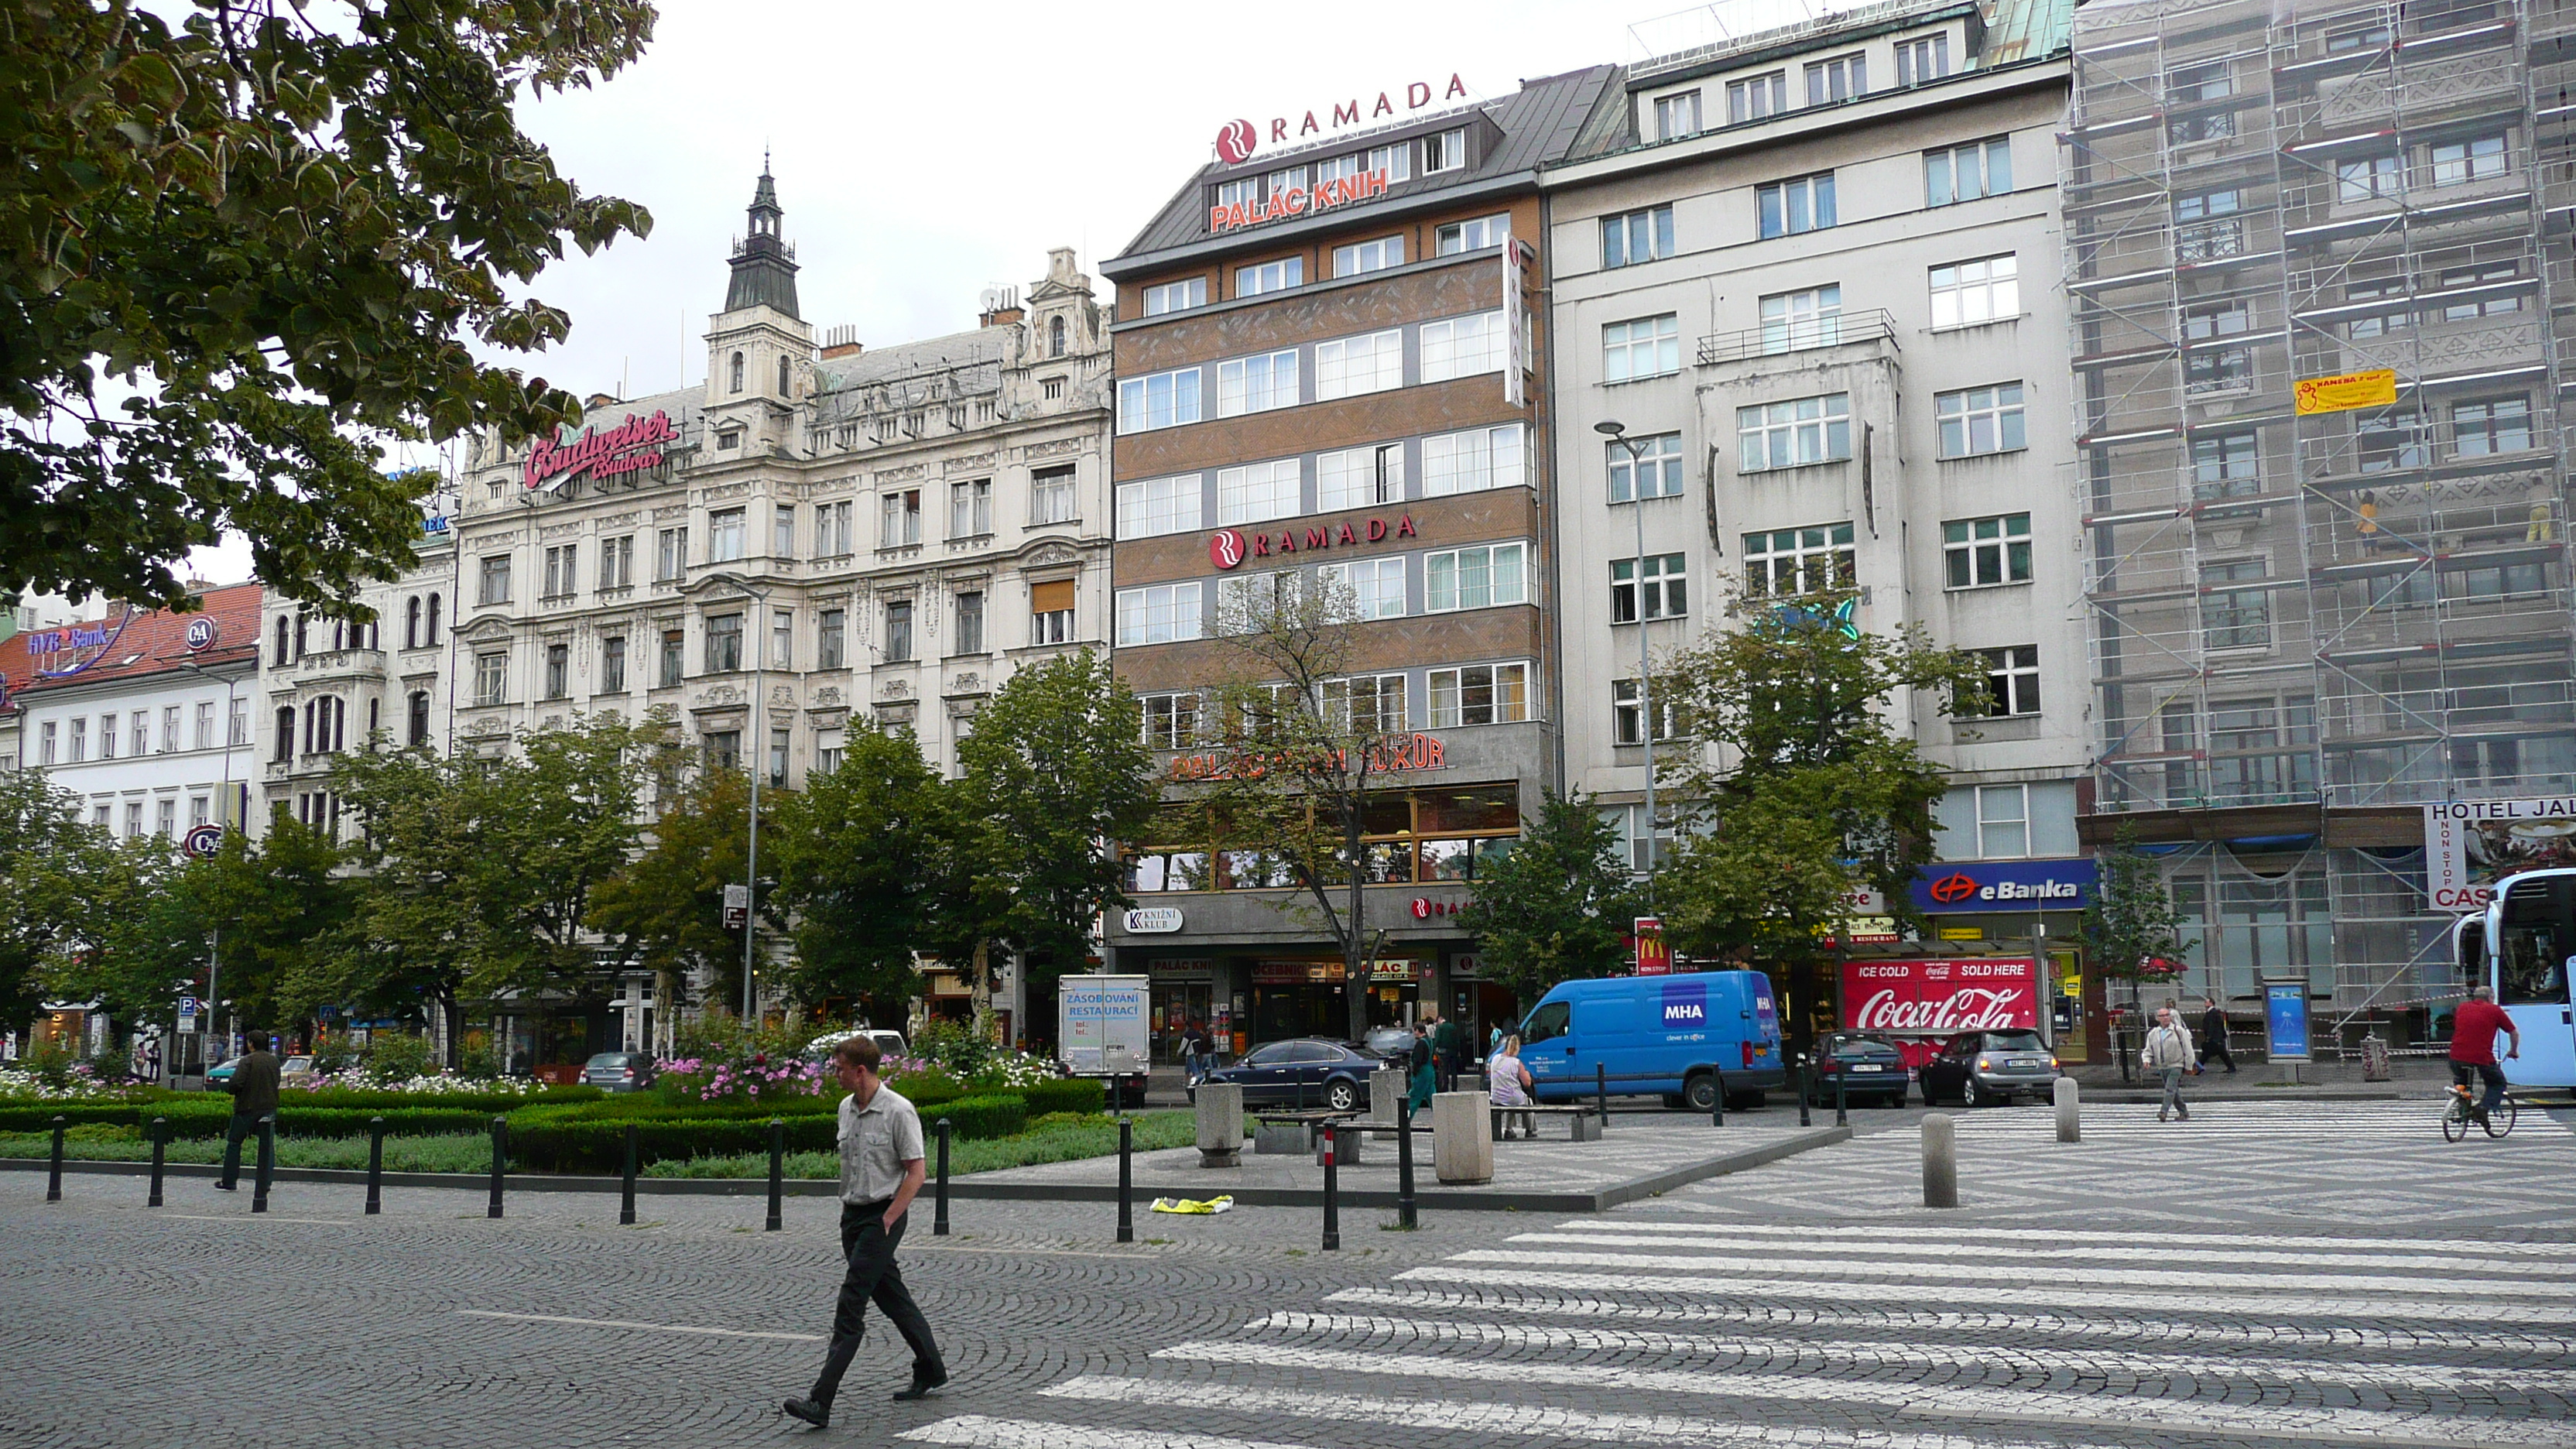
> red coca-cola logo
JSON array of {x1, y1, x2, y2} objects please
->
[
  {"x1": 1214, "y1": 118, "x2": 1258, "y2": 166},
  {"x1": 1927, "y1": 872, "x2": 1980, "y2": 904},
  {"x1": 1853, "y1": 985, "x2": 2030, "y2": 1033},
  {"x1": 1209, "y1": 529, "x2": 1248, "y2": 570}
]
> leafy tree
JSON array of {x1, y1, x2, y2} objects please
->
[
  {"x1": 0, "y1": 769, "x2": 116, "y2": 1033},
  {"x1": 2083, "y1": 822, "x2": 2192, "y2": 1012},
  {"x1": 2, "y1": 0, "x2": 655, "y2": 611},
  {"x1": 1458, "y1": 790, "x2": 1644, "y2": 1004},
  {"x1": 769, "y1": 728, "x2": 947, "y2": 1026},
  {"x1": 941, "y1": 650, "x2": 1157, "y2": 1027},
  {"x1": 588, "y1": 767, "x2": 784, "y2": 1023}
]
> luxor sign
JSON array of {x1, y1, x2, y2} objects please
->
[
  {"x1": 1840, "y1": 957, "x2": 2040, "y2": 1070},
  {"x1": 524, "y1": 409, "x2": 676, "y2": 491},
  {"x1": 1210, "y1": 513, "x2": 1418, "y2": 570}
]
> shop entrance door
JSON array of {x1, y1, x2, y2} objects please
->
[{"x1": 1150, "y1": 981, "x2": 1211, "y2": 1063}]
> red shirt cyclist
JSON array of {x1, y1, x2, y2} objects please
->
[{"x1": 2448, "y1": 985, "x2": 2520, "y2": 1123}]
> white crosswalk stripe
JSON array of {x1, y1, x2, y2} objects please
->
[
  {"x1": 1446, "y1": 1245, "x2": 2576, "y2": 1297},
  {"x1": 1505, "y1": 1228, "x2": 2560, "y2": 1275}
]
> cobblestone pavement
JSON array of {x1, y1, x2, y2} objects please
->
[{"x1": 6, "y1": 1098, "x2": 2575, "y2": 1449}]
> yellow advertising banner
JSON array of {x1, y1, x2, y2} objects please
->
[{"x1": 2293, "y1": 368, "x2": 2398, "y2": 416}]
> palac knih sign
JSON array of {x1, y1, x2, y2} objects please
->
[
  {"x1": 1207, "y1": 74, "x2": 1472, "y2": 234},
  {"x1": 1841, "y1": 957, "x2": 2039, "y2": 1070}
]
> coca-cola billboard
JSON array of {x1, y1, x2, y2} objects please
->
[{"x1": 1841, "y1": 958, "x2": 2038, "y2": 1070}]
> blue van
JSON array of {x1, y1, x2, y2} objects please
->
[{"x1": 1516, "y1": 971, "x2": 1787, "y2": 1111}]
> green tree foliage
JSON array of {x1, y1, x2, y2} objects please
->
[
  {"x1": 1457, "y1": 790, "x2": 1644, "y2": 1003},
  {"x1": 0, "y1": 769, "x2": 115, "y2": 1029},
  {"x1": 2082, "y1": 823, "x2": 2191, "y2": 1005},
  {"x1": 2, "y1": 0, "x2": 656, "y2": 611},
  {"x1": 588, "y1": 767, "x2": 783, "y2": 1019},
  {"x1": 770, "y1": 728, "x2": 947, "y2": 1025}
]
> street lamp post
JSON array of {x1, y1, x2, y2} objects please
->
[
  {"x1": 1596, "y1": 420, "x2": 1660, "y2": 912},
  {"x1": 705, "y1": 574, "x2": 769, "y2": 1023}
]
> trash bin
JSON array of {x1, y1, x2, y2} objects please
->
[{"x1": 2360, "y1": 1036, "x2": 2391, "y2": 1082}]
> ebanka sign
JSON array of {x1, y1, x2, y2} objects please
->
[{"x1": 524, "y1": 409, "x2": 676, "y2": 491}]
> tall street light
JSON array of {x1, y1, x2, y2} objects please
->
[
  {"x1": 1596, "y1": 420, "x2": 1659, "y2": 913},
  {"x1": 703, "y1": 572, "x2": 769, "y2": 1023}
]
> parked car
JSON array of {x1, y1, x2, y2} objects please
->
[
  {"x1": 1806, "y1": 1033, "x2": 1909, "y2": 1108},
  {"x1": 1192, "y1": 1038, "x2": 1387, "y2": 1110},
  {"x1": 1516, "y1": 970, "x2": 1787, "y2": 1112},
  {"x1": 1360, "y1": 1026, "x2": 1420, "y2": 1064},
  {"x1": 582, "y1": 1051, "x2": 657, "y2": 1092},
  {"x1": 803, "y1": 1027, "x2": 909, "y2": 1066},
  {"x1": 1917, "y1": 1029, "x2": 2060, "y2": 1107},
  {"x1": 278, "y1": 1054, "x2": 317, "y2": 1085},
  {"x1": 205, "y1": 1056, "x2": 240, "y2": 1087}
]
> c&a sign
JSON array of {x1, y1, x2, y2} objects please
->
[
  {"x1": 1210, "y1": 513, "x2": 1418, "y2": 570},
  {"x1": 1909, "y1": 858, "x2": 2098, "y2": 913}
]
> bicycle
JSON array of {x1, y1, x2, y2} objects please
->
[{"x1": 2441, "y1": 1081, "x2": 2519, "y2": 1141}]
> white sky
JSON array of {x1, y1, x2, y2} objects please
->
[{"x1": 190, "y1": 0, "x2": 1764, "y2": 586}]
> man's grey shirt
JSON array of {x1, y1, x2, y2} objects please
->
[{"x1": 838, "y1": 1084, "x2": 926, "y2": 1205}]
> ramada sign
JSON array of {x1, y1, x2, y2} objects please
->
[
  {"x1": 1214, "y1": 75, "x2": 1471, "y2": 165},
  {"x1": 1211, "y1": 514, "x2": 1417, "y2": 569},
  {"x1": 524, "y1": 409, "x2": 676, "y2": 490}
]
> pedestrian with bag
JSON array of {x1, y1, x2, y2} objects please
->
[
  {"x1": 1430, "y1": 1012, "x2": 1465, "y2": 1093},
  {"x1": 2142, "y1": 1005, "x2": 2197, "y2": 1122},
  {"x1": 1406, "y1": 1022, "x2": 1437, "y2": 1115},
  {"x1": 784, "y1": 1035, "x2": 946, "y2": 1428},
  {"x1": 1488, "y1": 1034, "x2": 1536, "y2": 1140},
  {"x1": 1177, "y1": 1022, "x2": 1205, "y2": 1087},
  {"x1": 2196, "y1": 995, "x2": 2236, "y2": 1075},
  {"x1": 214, "y1": 1033, "x2": 279, "y2": 1190}
]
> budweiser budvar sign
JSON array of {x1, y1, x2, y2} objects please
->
[
  {"x1": 524, "y1": 409, "x2": 676, "y2": 490},
  {"x1": 1841, "y1": 958, "x2": 2039, "y2": 1070}
]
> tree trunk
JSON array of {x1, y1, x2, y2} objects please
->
[
  {"x1": 1345, "y1": 810, "x2": 1370, "y2": 1042},
  {"x1": 970, "y1": 939, "x2": 993, "y2": 1043}
]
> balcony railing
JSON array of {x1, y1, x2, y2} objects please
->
[{"x1": 1697, "y1": 309, "x2": 1898, "y2": 368}]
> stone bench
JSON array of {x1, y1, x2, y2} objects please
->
[{"x1": 1492, "y1": 1103, "x2": 1605, "y2": 1142}]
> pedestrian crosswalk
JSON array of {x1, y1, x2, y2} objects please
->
[{"x1": 905, "y1": 1201, "x2": 2576, "y2": 1449}]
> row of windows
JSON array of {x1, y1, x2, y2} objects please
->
[
  {"x1": 33, "y1": 701, "x2": 247, "y2": 766},
  {"x1": 2170, "y1": 139, "x2": 2514, "y2": 262},
  {"x1": 2174, "y1": 397, "x2": 2541, "y2": 501},
  {"x1": 1599, "y1": 253, "x2": 2021, "y2": 389},
  {"x1": 1710, "y1": 381, "x2": 2023, "y2": 471},
  {"x1": 1115, "y1": 540, "x2": 1533, "y2": 646},
  {"x1": 1139, "y1": 215, "x2": 1512, "y2": 317},
  {"x1": 1646, "y1": 29, "x2": 1955, "y2": 144},
  {"x1": 1595, "y1": 132, "x2": 2009, "y2": 268},
  {"x1": 1117, "y1": 423, "x2": 1530, "y2": 539},
  {"x1": 77, "y1": 790, "x2": 224, "y2": 842},
  {"x1": 1118, "y1": 309, "x2": 1512, "y2": 434},
  {"x1": 272, "y1": 612, "x2": 385, "y2": 665},
  {"x1": 1136, "y1": 666, "x2": 1535, "y2": 752},
  {"x1": 1124, "y1": 783, "x2": 1522, "y2": 892},
  {"x1": 267, "y1": 695, "x2": 376, "y2": 762}
]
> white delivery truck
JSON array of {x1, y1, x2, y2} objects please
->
[{"x1": 1058, "y1": 974, "x2": 1151, "y2": 1109}]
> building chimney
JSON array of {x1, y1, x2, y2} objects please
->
[
  {"x1": 585, "y1": 392, "x2": 621, "y2": 409},
  {"x1": 978, "y1": 286, "x2": 1024, "y2": 328},
  {"x1": 820, "y1": 324, "x2": 863, "y2": 360}
]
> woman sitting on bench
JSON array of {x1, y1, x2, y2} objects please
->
[{"x1": 1488, "y1": 1035, "x2": 1536, "y2": 1140}]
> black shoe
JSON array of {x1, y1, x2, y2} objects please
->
[
  {"x1": 892, "y1": 1365, "x2": 947, "y2": 1402},
  {"x1": 783, "y1": 1397, "x2": 830, "y2": 1427},
  {"x1": 214, "y1": 1181, "x2": 237, "y2": 1191}
]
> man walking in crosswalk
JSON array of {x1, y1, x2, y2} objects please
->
[{"x1": 2143, "y1": 1005, "x2": 2197, "y2": 1122}]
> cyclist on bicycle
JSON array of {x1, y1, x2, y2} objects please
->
[{"x1": 2448, "y1": 985, "x2": 2519, "y2": 1125}]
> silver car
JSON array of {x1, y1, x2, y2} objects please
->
[{"x1": 1917, "y1": 1029, "x2": 2060, "y2": 1107}]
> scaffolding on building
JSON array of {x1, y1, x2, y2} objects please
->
[{"x1": 2061, "y1": 0, "x2": 2576, "y2": 1040}]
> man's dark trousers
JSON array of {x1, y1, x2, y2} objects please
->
[
  {"x1": 2198, "y1": 1011, "x2": 2237, "y2": 1074},
  {"x1": 808, "y1": 1200, "x2": 940, "y2": 1409},
  {"x1": 218, "y1": 1112, "x2": 261, "y2": 1189}
]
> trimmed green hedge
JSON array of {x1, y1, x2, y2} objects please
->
[
  {"x1": 499, "y1": 1092, "x2": 1030, "y2": 1172},
  {"x1": 0, "y1": 1087, "x2": 598, "y2": 1139},
  {"x1": 0, "y1": 1101, "x2": 235, "y2": 1136},
  {"x1": 1016, "y1": 1077, "x2": 1105, "y2": 1117}
]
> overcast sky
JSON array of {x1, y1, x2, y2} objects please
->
[{"x1": 190, "y1": 0, "x2": 1787, "y2": 585}]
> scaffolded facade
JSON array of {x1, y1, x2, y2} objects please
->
[{"x1": 2063, "y1": 0, "x2": 2576, "y2": 1035}]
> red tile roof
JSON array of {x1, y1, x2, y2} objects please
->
[{"x1": 8, "y1": 582, "x2": 265, "y2": 707}]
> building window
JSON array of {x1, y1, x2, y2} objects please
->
[
  {"x1": 768, "y1": 726, "x2": 789, "y2": 786},
  {"x1": 122, "y1": 801, "x2": 142, "y2": 838},
  {"x1": 1896, "y1": 32, "x2": 1951, "y2": 84},
  {"x1": 817, "y1": 732, "x2": 844, "y2": 776},
  {"x1": 881, "y1": 488, "x2": 923, "y2": 546},
  {"x1": 194, "y1": 701, "x2": 214, "y2": 750},
  {"x1": 2174, "y1": 188, "x2": 2243, "y2": 259},
  {"x1": 1610, "y1": 554, "x2": 1687, "y2": 623},
  {"x1": 1317, "y1": 444, "x2": 1403, "y2": 512},
  {"x1": 1115, "y1": 582, "x2": 1204, "y2": 646},
  {"x1": 1322, "y1": 674, "x2": 1406, "y2": 734},
  {"x1": 473, "y1": 651, "x2": 507, "y2": 707},
  {"x1": 714, "y1": 427, "x2": 742, "y2": 451},
  {"x1": 948, "y1": 478, "x2": 992, "y2": 539},
  {"x1": 1143, "y1": 277, "x2": 1208, "y2": 315},
  {"x1": 99, "y1": 715, "x2": 118, "y2": 760},
  {"x1": 704, "y1": 613, "x2": 744, "y2": 673},
  {"x1": 2358, "y1": 409, "x2": 2427, "y2": 471},
  {"x1": 1118, "y1": 366, "x2": 1204, "y2": 433},
  {"x1": 67, "y1": 717, "x2": 84, "y2": 762},
  {"x1": 1334, "y1": 236, "x2": 1404, "y2": 277},
  {"x1": 1116, "y1": 474, "x2": 1203, "y2": 540},
  {"x1": 1603, "y1": 314, "x2": 1681, "y2": 382},
  {"x1": 770, "y1": 503, "x2": 795, "y2": 557},
  {"x1": 1807, "y1": 52, "x2": 1867, "y2": 104},
  {"x1": 543, "y1": 642, "x2": 569, "y2": 699},
  {"x1": 477, "y1": 554, "x2": 512, "y2": 605},
  {"x1": 1925, "y1": 136, "x2": 2012, "y2": 206},
  {"x1": 599, "y1": 635, "x2": 626, "y2": 694},
  {"x1": 159, "y1": 705, "x2": 179, "y2": 752},
  {"x1": 1422, "y1": 423, "x2": 1528, "y2": 498},
  {"x1": 769, "y1": 609, "x2": 792, "y2": 671},
  {"x1": 1929, "y1": 255, "x2": 2018, "y2": 327},
  {"x1": 2337, "y1": 152, "x2": 2402, "y2": 204},
  {"x1": 1364, "y1": 142, "x2": 1413, "y2": 181},
  {"x1": 1048, "y1": 315, "x2": 1067, "y2": 358},
  {"x1": 1139, "y1": 691, "x2": 1199, "y2": 749},
  {"x1": 541, "y1": 544, "x2": 577, "y2": 599},
  {"x1": 402, "y1": 598, "x2": 420, "y2": 650},
  {"x1": 1759, "y1": 286, "x2": 1840, "y2": 353},
  {"x1": 1317, "y1": 557, "x2": 1406, "y2": 619},
  {"x1": 230, "y1": 699, "x2": 247, "y2": 747},
  {"x1": 1425, "y1": 542, "x2": 1529, "y2": 612},
  {"x1": 1422, "y1": 127, "x2": 1468, "y2": 173},
  {"x1": 37, "y1": 722, "x2": 55, "y2": 765},
  {"x1": 1935, "y1": 382, "x2": 2026, "y2": 458},
  {"x1": 2430, "y1": 133, "x2": 2509, "y2": 188},
  {"x1": 1235, "y1": 258, "x2": 1303, "y2": 297},
  {"x1": 1976, "y1": 783, "x2": 2030, "y2": 857},
  {"x1": 1653, "y1": 90, "x2": 1702, "y2": 141},
  {"x1": 2435, "y1": 262, "x2": 2523, "y2": 318},
  {"x1": 728, "y1": 351, "x2": 745, "y2": 393},
  {"x1": 1427, "y1": 662, "x2": 1529, "y2": 727},
  {"x1": 2193, "y1": 430, "x2": 2261, "y2": 498},
  {"x1": 704, "y1": 731, "x2": 740, "y2": 772},
  {"x1": 1600, "y1": 207, "x2": 1674, "y2": 269},
  {"x1": 659, "y1": 629, "x2": 683, "y2": 688},
  {"x1": 1726, "y1": 70, "x2": 1787, "y2": 124},
  {"x1": 1596, "y1": 432, "x2": 1686, "y2": 505},
  {"x1": 1744, "y1": 522, "x2": 1856, "y2": 597},
  {"x1": 2453, "y1": 396, "x2": 2533, "y2": 456},
  {"x1": 1031, "y1": 579, "x2": 1075, "y2": 646},
  {"x1": 1216, "y1": 349, "x2": 1300, "y2": 417},
  {"x1": 709, "y1": 508, "x2": 747, "y2": 562},
  {"x1": 1977, "y1": 646, "x2": 2040, "y2": 717},
  {"x1": 1041, "y1": 378, "x2": 1064, "y2": 401},
  {"x1": 1420, "y1": 310, "x2": 1506, "y2": 382},
  {"x1": 1216, "y1": 459, "x2": 1301, "y2": 526},
  {"x1": 1435, "y1": 214, "x2": 1510, "y2": 255},
  {"x1": 883, "y1": 600, "x2": 914, "y2": 663},
  {"x1": 1737, "y1": 393, "x2": 1852, "y2": 471},
  {"x1": 2201, "y1": 560, "x2": 2272, "y2": 649},
  {"x1": 1265, "y1": 163, "x2": 1309, "y2": 200},
  {"x1": 1315, "y1": 329, "x2": 1403, "y2": 399},
  {"x1": 817, "y1": 500, "x2": 854, "y2": 555},
  {"x1": 128, "y1": 710, "x2": 146, "y2": 755},
  {"x1": 1944, "y1": 514, "x2": 2033, "y2": 588},
  {"x1": 1217, "y1": 570, "x2": 1301, "y2": 635},
  {"x1": 1758, "y1": 172, "x2": 1836, "y2": 238},
  {"x1": 599, "y1": 535, "x2": 635, "y2": 589},
  {"x1": 656, "y1": 527, "x2": 687, "y2": 581},
  {"x1": 1612, "y1": 679, "x2": 1682, "y2": 745},
  {"x1": 1608, "y1": 801, "x2": 1673, "y2": 872},
  {"x1": 954, "y1": 591, "x2": 985, "y2": 655}
]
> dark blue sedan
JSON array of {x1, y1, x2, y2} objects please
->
[{"x1": 1192, "y1": 1038, "x2": 1387, "y2": 1111}]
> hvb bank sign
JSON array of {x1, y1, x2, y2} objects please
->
[{"x1": 1214, "y1": 75, "x2": 1472, "y2": 166}]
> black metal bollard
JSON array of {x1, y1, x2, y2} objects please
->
[
  {"x1": 487, "y1": 1115, "x2": 506, "y2": 1220},
  {"x1": 618, "y1": 1124, "x2": 638, "y2": 1227},
  {"x1": 1321, "y1": 1122, "x2": 1341, "y2": 1251},
  {"x1": 1595, "y1": 1063, "x2": 1610, "y2": 1131},
  {"x1": 365, "y1": 1116, "x2": 385, "y2": 1215},
  {"x1": 1115, "y1": 1117, "x2": 1134, "y2": 1245},
  {"x1": 252, "y1": 1114, "x2": 275, "y2": 1214},
  {"x1": 46, "y1": 1115, "x2": 65, "y2": 1202},
  {"x1": 933, "y1": 1119, "x2": 951, "y2": 1237},
  {"x1": 1835, "y1": 1071, "x2": 1848, "y2": 1128},
  {"x1": 148, "y1": 1117, "x2": 167, "y2": 1208},
  {"x1": 1798, "y1": 1057, "x2": 1813, "y2": 1128},
  {"x1": 1395, "y1": 1096, "x2": 1417, "y2": 1230},
  {"x1": 766, "y1": 1118, "x2": 784, "y2": 1231}
]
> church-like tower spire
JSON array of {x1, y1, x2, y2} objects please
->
[{"x1": 726, "y1": 157, "x2": 800, "y2": 317}]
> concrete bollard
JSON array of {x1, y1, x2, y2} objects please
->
[
  {"x1": 1431, "y1": 1091, "x2": 1492, "y2": 1186},
  {"x1": 148, "y1": 1117, "x2": 168, "y2": 1208},
  {"x1": 933, "y1": 1119, "x2": 951, "y2": 1235},
  {"x1": 1194, "y1": 1082, "x2": 1244, "y2": 1168},
  {"x1": 619, "y1": 1123, "x2": 638, "y2": 1227},
  {"x1": 252, "y1": 1114, "x2": 276, "y2": 1214},
  {"x1": 1115, "y1": 1117, "x2": 1134, "y2": 1245},
  {"x1": 1368, "y1": 1068, "x2": 1400, "y2": 1139},
  {"x1": 365, "y1": 1116, "x2": 385, "y2": 1215},
  {"x1": 487, "y1": 1115, "x2": 507, "y2": 1220},
  {"x1": 764, "y1": 1118, "x2": 784, "y2": 1231},
  {"x1": 1923, "y1": 1112, "x2": 1958, "y2": 1209},
  {"x1": 2054, "y1": 1077, "x2": 2081, "y2": 1143},
  {"x1": 46, "y1": 1115, "x2": 65, "y2": 1202}
]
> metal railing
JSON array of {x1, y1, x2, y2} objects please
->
[{"x1": 1696, "y1": 310, "x2": 1899, "y2": 368}]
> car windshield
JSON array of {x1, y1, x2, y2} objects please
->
[
  {"x1": 1828, "y1": 1036, "x2": 1896, "y2": 1055},
  {"x1": 1982, "y1": 1032, "x2": 2047, "y2": 1051},
  {"x1": 586, "y1": 1054, "x2": 628, "y2": 1067}
]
